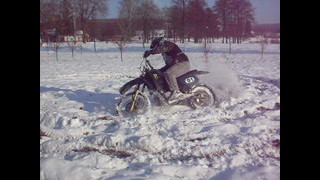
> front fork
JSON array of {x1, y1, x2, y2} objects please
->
[{"x1": 130, "y1": 84, "x2": 146, "y2": 112}]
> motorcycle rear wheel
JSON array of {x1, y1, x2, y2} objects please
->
[
  {"x1": 116, "y1": 92, "x2": 151, "y2": 117},
  {"x1": 188, "y1": 84, "x2": 216, "y2": 109}
]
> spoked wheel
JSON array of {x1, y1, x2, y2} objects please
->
[
  {"x1": 116, "y1": 92, "x2": 151, "y2": 117},
  {"x1": 188, "y1": 84, "x2": 216, "y2": 109}
]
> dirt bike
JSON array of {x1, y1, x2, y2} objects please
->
[{"x1": 115, "y1": 58, "x2": 217, "y2": 117}]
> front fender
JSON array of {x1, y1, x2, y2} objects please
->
[{"x1": 119, "y1": 78, "x2": 142, "y2": 94}]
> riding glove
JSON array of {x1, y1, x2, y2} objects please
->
[{"x1": 143, "y1": 50, "x2": 151, "y2": 58}]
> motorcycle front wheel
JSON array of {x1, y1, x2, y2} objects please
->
[
  {"x1": 188, "y1": 84, "x2": 216, "y2": 109},
  {"x1": 116, "y1": 91, "x2": 151, "y2": 117}
]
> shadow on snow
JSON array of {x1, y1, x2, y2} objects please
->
[{"x1": 40, "y1": 86, "x2": 119, "y2": 114}]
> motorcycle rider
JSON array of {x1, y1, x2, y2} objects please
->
[{"x1": 143, "y1": 37, "x2": 191, "y2": 103}]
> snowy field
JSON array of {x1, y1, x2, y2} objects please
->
[{"x1": 40, "y1": 39, "x2": 280, "y2": 180}]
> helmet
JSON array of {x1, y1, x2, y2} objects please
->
[{"x1": 150, "y1": 37, "x2": 165, "y2": 49}]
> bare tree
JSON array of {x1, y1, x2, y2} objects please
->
[
  {"x1": 72, "y1": 0, "x2": 108, "y2": 43},
  {"x1": 214, "y1": 0, "x2": 231, "y2": 43},
  {"x1": 229, "y1": 37, "x2": 232, "y2": 53},
  {"x1": 44, "y1": 28, "x2": 61, "y2": 61},
  {"x1": 172, "y1": 0, "x2": 190, "y2": 43},
  {"x1": 232, "y1": 0, "x2": 254, "y2": 43},
  {"x1": 67, "y1": 36, "x2": 77, "y2": 58},
  {"x1": 204, "y1": 7, "x2": 219, "y2": 42},
  {"x1": 100, "y1": 19, "x2": 122, "y2": 41},
  {"x1": 214, "y1": 0, "x2": 254, "y2": 44},
  {"x1": 118, "y1": 0, "x2": 139, "y2": 40},
  {"x1": 59, "y1": 0, "x2": 74, "y2": 35},
  {"x1": 112, "y1": 36, "x2": 128, "y2": 62},
  {"x1": 52, "y1": 42, "x2": 61, "y2": 62},
  {"x1": 163, "y1": 6, "x2": 180, "y2": 42},
  {"x1": 136, "y1": 0, "x2": 161, "y2": 47},
  {"x1": 111, "y1": 0, "x2": 141, "y2": 61},
  {"x1": 257, "y1": 34, "x2": 269, "y2": 58},
  {"x1": 87, "y1": 20, "x2": 104, "y2": 52},
  {"x1": 40, "y1": 0, "x2": 61, "y2": 31},
  {"x1": 78, "y1": 42, "x2": 83, "y2": 54},
  {"x1": 203, "y1": 39, "x2": 212, "y2": 62},
  {"x1": 185, "y1": 0, "x2": 208, "y2": 43}
]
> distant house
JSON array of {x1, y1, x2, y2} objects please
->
[
  {"x1": 64, "y1": 36, "x2": 75, "y2": 42},
  {"x1": 62, "y1": 30, "x2": 90, "y2": 42},
  {"x1": 74, "y1": 30, "x2": 84, "y2": 41}
]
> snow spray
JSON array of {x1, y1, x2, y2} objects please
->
[{"x1": 198, "y1": 57, "x2": 244, "y2": 102}]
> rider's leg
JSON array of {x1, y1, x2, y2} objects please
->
[
  {"x1": 164, "y1": 61, "x2": 190, "y2": 103},
  {"x1": 164, "y1": 61, "x2": 190, "y2": 91}
]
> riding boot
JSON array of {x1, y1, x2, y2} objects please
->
[{"x1": 168, "y1": 91, "x2": 187, "y2": 104}]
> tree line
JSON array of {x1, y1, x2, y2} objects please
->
[{"x1": 40, "y1": 0, "x2": 255, "y2": 44}]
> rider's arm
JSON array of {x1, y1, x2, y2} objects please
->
[{"x1": 159, "y1": 64, "x2": 170, "y2": 72}]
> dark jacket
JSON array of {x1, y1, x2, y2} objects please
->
[{"x1": 149, "y1": 41, "x2": 189, "y2": 72}]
